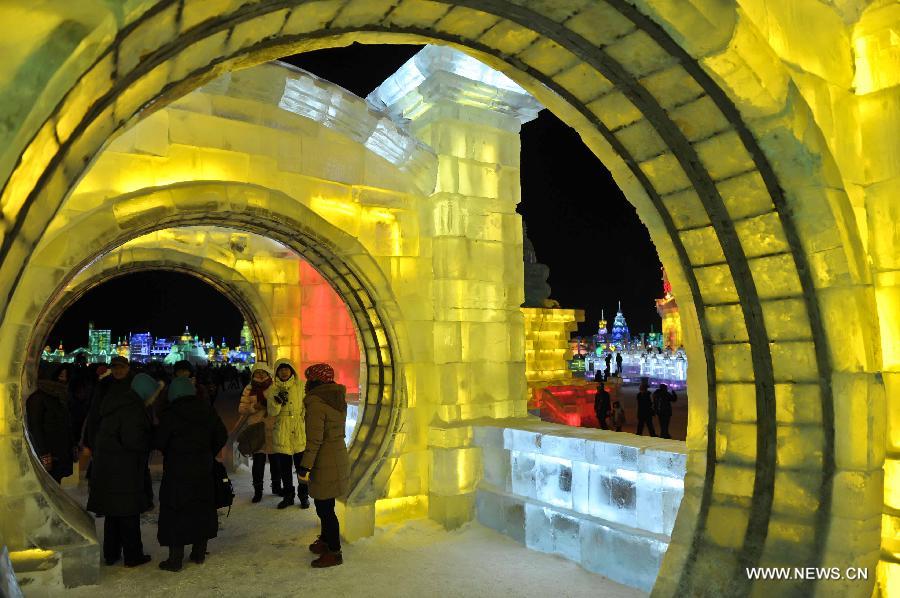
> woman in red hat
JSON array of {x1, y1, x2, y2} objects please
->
[{"x1": 298, "y1": 363, "x2": 349, "y2": 567}]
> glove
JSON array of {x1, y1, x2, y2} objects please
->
[
  {"x1": 297, "y1": 467, "x2": 310, "y2": 484},
  {"x1": 40, "y1": 454, "x2": 53, "y2": 470},
  {"x1": 275, "y1": 390, "x2": 289, "y2": 406}
]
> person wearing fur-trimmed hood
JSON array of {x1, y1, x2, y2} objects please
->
[
  {"x1": 238, "y1": 362, "x2": 280, "y2": 502},
  {"x1": 267, "y1": 358, "x2": 308, "y2": 509}
]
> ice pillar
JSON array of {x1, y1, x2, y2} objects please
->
[{"x1": 371, "y1": 46, "x2": 542, "y2": 528}]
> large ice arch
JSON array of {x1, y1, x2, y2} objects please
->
[{"x1": 0, "y1": 2, "x2": 897, "y2": 596}]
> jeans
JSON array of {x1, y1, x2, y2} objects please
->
[
  {"x1": 274, "y1": 452, "x2": 308, "y2": 501},
  {"x1": 315, "y1": 498, "x2": 341, "y2": 552},
  {"x1": 103, "y1": 515, "x2": 144, "y2": 564}
]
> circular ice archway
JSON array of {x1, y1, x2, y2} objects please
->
[
  {"x1": 23, "y1": 182, "x2": 404, "y2": 507},
  {"x1": 0, "y1": 3, "x2": 884, "y2": 597}
]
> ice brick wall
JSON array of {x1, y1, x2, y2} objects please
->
[
  {"x1": 473, "y1": 422, "x2": 686, "y2": 592},
  {"x1": 522, "y1": 307, "x2": 585, "y2": 402}
]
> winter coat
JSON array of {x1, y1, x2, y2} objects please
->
[
  {"x1": 636, "y1": 390, "x2": 654, "y2": 418},
  {"x1": 267, "y1": 359, "x2": 306, "y2": 455},
  {"x1": 26, "y1": 381, "x2": 75, "y2": 476},
  {"x1": 154, "y1": 394, "x2": 228, "y2": 547},
  {"x1": 594, "y1": 387, "x2": 611, "y2": 418},
  {"x1": 300, "y1": 382, "x2": 350, "y2": 500},
  {"x1": 653, "y1": 388, "x2": 676, "y2": 417},
  {"x1": 83, "y1": 375, "x2": 133, "y2": 449},
  {"x1": 85, "y1": 390, "x2": 151, "y2": 516},
  {"x1": 239, "y1": 383, "x2": 274, "y2": 454}
]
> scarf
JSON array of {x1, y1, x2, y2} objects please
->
[{"x1": 251, "y1": 377, "x2": 272, "y2": 407}]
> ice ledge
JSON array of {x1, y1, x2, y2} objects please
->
[
  {"x1": 368, "y1": 45, "x2": 544, "y2": 127},
  {"x1": 189, "y1": 61, "x2": 438, "y2": 196}
]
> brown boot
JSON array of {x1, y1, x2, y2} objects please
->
[
  {"x1": 309, "y1": 537, "x2": 327, "y2": 555},
  {"x1": 311, "y1": 550, "x2": 343, "y2": 568}
]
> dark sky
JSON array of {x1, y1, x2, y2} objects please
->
[
  {"x1": 48, "y1": 43, "x2": 662, "y2": 348},
  {"x1": 47, "y1": 271, "x2": 244, "y2": 350}
]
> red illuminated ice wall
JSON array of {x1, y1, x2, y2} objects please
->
[{"x1": 299, "y1": 260, "x2": 360, "y2": 396}]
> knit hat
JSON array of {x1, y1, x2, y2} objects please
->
[
  {"x1": 110, "y1": 355, "x2": 128, "y2": 366},
  {"x1": 167, "y1": 377, "x2": 195, "y2": 402},
  {"x1": 305, "y1": 363, "x2": 334, "y2": 383},
  {"x1": 132, "y1": 373, "x2": 160, "y2": 402}
]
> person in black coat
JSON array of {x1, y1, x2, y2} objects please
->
[
  {"x1": 652, "y1": 384, "x2": 677, "y2": 439},
  {"x1": 83, "y1": 356, "x2": 134, "y2": 451},
  {"x1": 85, "y1": 373, "x2": 157, "y2": 567},
  {"x1": 635, "y1": 382, "x2": 657, "y2": 437},
  {"x1": 155, "y1": 377, "x2": 228, "y2": 572},
  {"x1": 26, "y1": 365, "x2": 75, "y2": 483},
  {"x1": 594, "y1": 384, "x2": 611, "y2": 430}
]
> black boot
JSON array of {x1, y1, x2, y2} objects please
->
[
  {"x1": 277, "y1": 487, "x2": 295, "y2": 509},
  {"x1": 159, "y1": 546, "x2": 184, "y2": 572},
  {"x1": 252, "y1": 484, "x2": 263, "y2": 503},
  {"x1": 298, "y1": 485, "x2": 310, "y2": 509},
  {"x1": 189, "y1": 539, "x2": 208, "y2": 564},
  {"x1": 269, "y1": 455, "x2": 282, "y2": 495}
]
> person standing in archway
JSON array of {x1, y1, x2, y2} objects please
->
[
  {"x1": 298, "y1": 363, "x2": 349, "y2": 568},
  {"x1": 268, "y1": 359, "x2": 308, "y2": 509},
  {"x1": 604, "y1": 352, "x2": 612, "y2": 380},
  {"x1": 155, "y1": 377, "x2": 228, "y2": 572},
  {"x1": 652, "y1": 383, "x2": 676, "y2": 439},
  {"x1": 86, "y1": 372, "x2": 157, "y2": 567},
  {"x1": 238, "y1": 362, "x2": 280, "y2": 502},
  {"x1": 635, "y1": 382, "x2": 657, "y2": 437},
  {"x1": 83, "y1": 356, "x2": 134, "y2": 452},
  {"x1": 615, "y1": 351, "x2": 623, "y2": 377},
  {"x1": 593, "y1": 383, "x2": 611, "y2": 430},
  {"x1": 26, "y1": 365, "x2": 76, "y2": 484}
]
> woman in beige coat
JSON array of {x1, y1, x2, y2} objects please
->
[
  {"x1": 238, "y1": 363, "x2": 279, "y2": 503},
  {"x1": 298, "y1": 363, "x2": 350, "y2": 568},
  {"x1": 267, "y1": 358, "x2": 308, "y2": 509}
]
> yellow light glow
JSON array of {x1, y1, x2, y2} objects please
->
[{"x1": 310, "y1": 195, "x2": 359, "y2": 218}]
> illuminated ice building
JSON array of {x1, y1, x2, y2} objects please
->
[{"x1": 43, "y1": 323, "x2": 255, "y2": 366}]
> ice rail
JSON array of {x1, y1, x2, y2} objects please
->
[{"x1": 473, "y1": 421, "x2": 686, "y2": 592}]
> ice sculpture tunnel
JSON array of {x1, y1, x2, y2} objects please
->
[{"x1": 1, "y1": 2, "x2": 899, "y2": 597}]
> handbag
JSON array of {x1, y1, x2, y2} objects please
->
[
  {"x1": 236, "y1": 421, "x2": 265, "y2": 457},
  {"x1": 213, "y1": 459, "x2": 235, "y2": 515}
]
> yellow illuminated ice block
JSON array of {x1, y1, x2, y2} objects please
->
[{"x1": 522, "y1": 307, "x2": 585, "y2": 401}]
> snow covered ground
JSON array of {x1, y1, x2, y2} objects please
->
[{"x1": 64, "y1": 468, "x2": 644, "y2": 598}]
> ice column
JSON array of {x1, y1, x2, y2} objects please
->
[{"x1": 370, "y1": 46, "x2": 542, "y2": 528}]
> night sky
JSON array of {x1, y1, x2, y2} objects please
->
[{"x1": 48, "y1": 43, "x2": 662, "y2": 349}]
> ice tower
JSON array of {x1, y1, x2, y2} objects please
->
[{"x1": 609, "y1": 302, "x2": 631, "y2": 349}]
